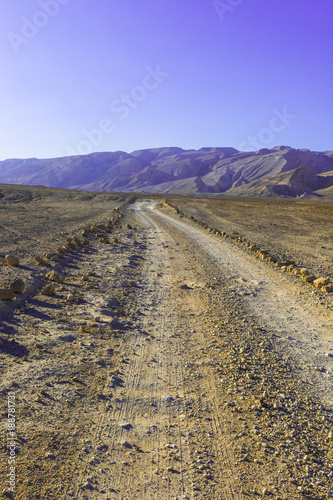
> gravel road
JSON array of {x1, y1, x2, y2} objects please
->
[{"x1": 0, "y1": 195, "x2": 332, "y2": 499}]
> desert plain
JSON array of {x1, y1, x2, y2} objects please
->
[{"x1": 0, "y1": 184, "x2": 332, "y2": 499}]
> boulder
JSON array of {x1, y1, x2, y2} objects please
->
[
  {"x1": 40, "y1": 284, "x2": 56, "y2": 296},
  {"x1": 300, "y1": 268, "x2": 310, "y2": 276},
  {"x1": 35, "y1": 257, "x2": 49, "y2": 266},
  {"x1": 313, "y1": 277, "x2": 330, "y2": 288},
  {"x1": 302, "y1": 275, "x2": 316, "y2": 283},
  {"x1": 277, "y1": 260, "x2": 296, "y2": 267},
  {"x1": 9, "y1": 278, "x2": 25, "y2": 293},
  {"x1": 322, "y1": 285, "x2": 333, "y2": 293},
  {"x1": 71, "y1": 237, "x2": 82, "y2": 246},
  {"x1": 0, "y1": 289, "x2": 15, "y2": 300},
  {"x1": 5, "y1": 255, "x2": 20, "y2": 266},
  {"x1": 45, "y1": 270, "x2": 66, "y2": 283}
]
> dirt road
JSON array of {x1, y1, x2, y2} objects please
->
[{"x1": 0, "y1": 198, "x2": 332, "y2": 499}]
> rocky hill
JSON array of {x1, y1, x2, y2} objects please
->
[{"x1": 1, "y1": 146, "x2": 333, "y2": 198}]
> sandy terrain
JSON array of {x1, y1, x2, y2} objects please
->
[{"x1": 0, "y1": 186, "x2": 332, "y2": 499}]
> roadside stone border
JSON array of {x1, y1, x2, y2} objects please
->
[
  {"x1": 162, "y1": 201, "x2": 332, "y2": 294},
  {"x1": 0, "y1": 199, "x2": 134, "y2": 302}
]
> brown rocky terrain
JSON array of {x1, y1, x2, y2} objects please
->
[{"x1": 0, "y1": 185, "x2": 332, "y2": 499}]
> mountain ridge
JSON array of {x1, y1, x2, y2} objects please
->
[{"x1": 1, "y1": 146, "x2": 333, "y2": 198}]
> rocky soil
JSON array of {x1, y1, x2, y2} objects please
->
[{"x1": 0, "y1": 186, "x2": 332, "y2": 499}]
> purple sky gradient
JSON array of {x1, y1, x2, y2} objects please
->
[{"x1": 0, "y1": 0, "x2": 332, "y2": 160}]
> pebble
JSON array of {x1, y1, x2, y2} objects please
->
[
  {"x1": 5, "y1": 255, "x2": 20, "y2": 266},
  {"x1": 0, "y1": 289, "x2": 16, "y2": 301},
  {"x1": 35, "y1": 256, "x2": 49, "y2": 265},
  {"x1": 121, "y1": 440, "x2": 131, "y2": 448},
  {"x1": 120, "y1": 423, "x2": 132, "y2": 430},
  {"x1": 45, "y1": 270, "x2": 66, "y2": 283},
  {"x1": 9, "y1": 278, "x2": 25, "y2": 293},
  {"x1": 40, "y1": 284, "x2": 56, "y2": 296}
]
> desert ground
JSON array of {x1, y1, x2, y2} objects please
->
[{"x1": 0, "y1": 185, "x2": 332, "y2": 500}]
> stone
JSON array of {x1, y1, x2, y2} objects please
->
[
  {"x1": 322, "y1": 285, "x2": 333, "y2": 293},
  {"x1": 313, "y1": 277, "x2": 330, "y2": 288},
  {"x1": 5, "y1": 255, "x2": 20, "y2": 266},
  {"x1": 81, "y1": 481, "x2": 93, "y2": 490},
  {"x1": 300, "y1": 268, "x2": 310, "y2": 276},
  {"x1": 0, "y1": 289, "x2": 15, "y2": 300},
  {"x1": 40, "y1": 285, "x2": 56, "y2": 296},
  {"x1": 120, "y1": 423, "x2": 132, "y2": 430},
  {"x1": 9, "y1": 278, "x2": 25, "y2": 294},
  {"x1": 45, "y1": 270, "x2": 65, "y2": 283},
  {"x1": 71, "y1": 237, "x2": 82, "y2": 246},
  {"x1": 121, "y1": 441, "x2": 131, "y2": 448},
  {"x1": 302, "y1": 275, "x2": 316, "y2": 283},
  {"x1": 126, "y1": 224, "x2": 133, "y2": 229},
  {"x1": 35, "y1": 256, "x2": 49, "y2": 266},
  {"x1": 276, "y1": 260, "x2": 294, "y2": 267}
]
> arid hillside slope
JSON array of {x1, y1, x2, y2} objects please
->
[{"x1": 1, "y1": 146, "x2": 333, "y2": 197}]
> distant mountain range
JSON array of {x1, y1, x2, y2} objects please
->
[{"x1": 1, "y1": 146, "x2": 333, "y2": 198}]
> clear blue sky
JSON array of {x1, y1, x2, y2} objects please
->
[{"x1": 0, "y1": 0, "x2": 332, "y2": 160}]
